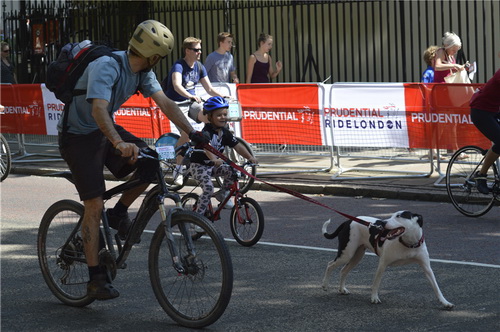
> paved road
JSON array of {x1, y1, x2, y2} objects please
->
[{"x1": 1, "y1": 174, "x2": 499, "y2": 331}]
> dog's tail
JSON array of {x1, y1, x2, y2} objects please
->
[{"x1": 323, "y1": 219, "x2": 346, "y2": 239}]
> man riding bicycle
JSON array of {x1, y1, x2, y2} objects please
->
[
  {"x1": 470, "y1": 56, "x2": 500, "y2": 194},
  {"x1": 57, "y1": 20, "x2": 206, "y2": 300}
]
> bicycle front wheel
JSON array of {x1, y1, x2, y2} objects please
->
[
  {"x1": 0, "y1": 134, "x2": 12, "y2": 182},
  {"x1": 446, "y1": 146, "x2": 496, "y2": 217},
  {"x1": 230, "y1": 197, "x2": 265, "y2": 247},
  {"x1": 37, "y1": 200, "x2": 94, "y2": 307},
  {"x1": 149, "y1": 210, "x2": 233, "y2": 328},
  {"x1": 216, "y1": 137, "x2": 256, "y2": 194}
]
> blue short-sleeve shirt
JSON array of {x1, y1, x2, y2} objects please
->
[
  {"x1": 57, "y1": 50, "x2": 161, "y2": 135},
  {"x1": 162, "y1": 59, "x2": 207, "y2": 102}
]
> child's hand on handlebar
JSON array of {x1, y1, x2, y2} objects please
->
[{"x1": 248, "y1": 156, "x2": 258, "y2": 165}]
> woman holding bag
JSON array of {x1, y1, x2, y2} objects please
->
[{"x1": 433, "y1": 32, "x2": 466, "y2": 83}]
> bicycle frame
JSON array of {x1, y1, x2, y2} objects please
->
[
  {"x1": 59, "y1": 152, "x2": 196, "y2": 274},
  {"x1": 207, "y1": 172, "x2": 243, "y2": 222}
]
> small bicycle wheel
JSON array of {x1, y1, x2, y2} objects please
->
[
  {"x1": 180, "y1": 192, "x2": 200, "y2": 211},
  {"x1": 161, "y1": 161, "x2": 189, "y2": 191},
  {"x1": 0, "y1": 134, "x2": 12, "y2": 182},
  {"x1": 148, "y1": 209, "x2": 233, "y2": 328},
  {"x1": 446, "y1": 146, "x2": 496, "y2": 217},
  {"x1": 230, "y1": 197, "x2": 264, "y2": 247},
  {"x1": 37, "y1": 200, "x2": 95, "y2": 307},
  {"x1": 216, "y1": 137, "x2": 256, "y2": 194}
]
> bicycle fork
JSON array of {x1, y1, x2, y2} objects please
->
[{"x1": 160, "y1": 203, "x2": 197, "y2": 274}]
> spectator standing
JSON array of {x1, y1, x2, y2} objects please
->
[
  {"x1": 246, "y1": 33, "x2": 282, "y2": 83},
  {"x1": 1, "y1": 42, "x2": 17, "y2": 84},
  {"x1": 433, "y1": 32, "x2": 466, "y2": 83},
  {"x1": 204, "y1": 32, "x2": 239, "y2": 83},
  {"x1": 162, "y1": 37, "x2": 226, "y2": 185},
  {"x1": 421, "y1": 45, "x2": 439, "y2": 83},
  {"x1": 420, "y1": 45, "x2": 442, "y2": 160}
]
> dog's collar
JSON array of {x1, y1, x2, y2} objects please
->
[{"x1": 399, "y1": 234, "x2": 425, "y2": 248}]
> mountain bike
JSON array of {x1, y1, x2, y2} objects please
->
[
  {"x1": 37, "y1": 146, "x2": 233, "y2": 328},
  {"x1": 160, "y1": 133, "x2": 256, "y2": 194},
  {"x1": 445, "y1": 145, "x2": 500, "y2": 217},
  {"x1": 1, "y1": 134, "x2": 12, "y2": 181},
  {"x1": 180, "y1": 156, "x2": 264, "y2": 247}
]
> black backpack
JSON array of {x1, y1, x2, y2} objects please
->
[{"x1": 46, "y1": 40, "x2": 122, "y2": 104}]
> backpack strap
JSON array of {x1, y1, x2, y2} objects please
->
[{"x1": 61, "y1": 53, "x2": 123, "y2": 138}]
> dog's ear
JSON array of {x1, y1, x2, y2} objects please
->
[{"x1": 415, "y1": 214, "x2": 423, "y2": 227}]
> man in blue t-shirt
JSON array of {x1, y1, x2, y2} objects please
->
[
  {"x1": 57, "y1": 21, "x2": 207, "y2": 301},
  {"x1": 162, "y1": 36, "x2": 227, "y2": 185},
  {"x1": 204, "y1": 32, "x2": 239, "y2": 84}
]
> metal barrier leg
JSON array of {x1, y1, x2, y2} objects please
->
[
  {"x1": 331, "y1": 148, "x2": 435, "y2": 180},
  {"x1": 12, "y1": 134, "x2": 63, "y2": 163}
]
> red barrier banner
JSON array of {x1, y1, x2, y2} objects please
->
[
  {"x1": 0, "y1": 83, "x2": 488, "y2": 151},
  {"x1": 427, "y1": 83, "x2": 489, "y2": 150},
  {"x1": 237, "y1": 84, "x2": 322, "y2": 145},
  {"x1": 113, "y1": 93, "x2": 171, "y2": 139},
  {"x1": 1, "y1": 84, "x2": 46, "y2": 135}
]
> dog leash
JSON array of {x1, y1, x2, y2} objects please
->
[{"x1": 200, "y1": 143, "x2": 382, "y2": 230}]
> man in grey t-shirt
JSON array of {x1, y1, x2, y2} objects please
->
[
  {"x1": 57, "y1": 20, "x2": 206, "y2": 301},
  {"x1": 204, "y1": 32, "x2": 239, "y2": 83}
]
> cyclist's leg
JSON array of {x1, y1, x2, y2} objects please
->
[
  {"x1": 471, "y1": 108, "x2": 500, "y2": 175},
  {"x1": 213, "y1": 164, "x2": 234, "y2": 190},
  {"x1": 189, "y1": 162, "x2": 214, "y2": 215},
  {"x1": 105, "y1": 125, "x2": 151, "y2": 236},
  {"x1": 59, "y1": 131, "x2": 119, "y2": 299}
]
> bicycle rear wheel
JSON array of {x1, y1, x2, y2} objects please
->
[
  {"x1": 230, "y1": 197, "x2": 265, "y2": 247},
  {"x1": 446, "y1": 146, "x2": 496, "y2": 217},
  {"x1": 0, "y1": 134, "x2": 12, "y2": 182},
  {"x1": 37, "y1": 200, "x2": 94, "y2": 307},
  {"x1": 149, "y1": 210, "x2": 233, "y2": 328},
  {"x1": 216, "y1": 137, "x2": 256, "y2": 194}
]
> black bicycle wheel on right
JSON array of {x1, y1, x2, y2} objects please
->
[
  {"x1": 148, "y1": 209, "x2": 233, "y2": 328},
  {"x1": 0, "y1": 134, "x2": 12, "y2": 182},
  {"x1": 216, "y1": 137, "x2": 256, "y2": 194},
  {"x1": 37, "y1": 199, "x2": 95, "y2": 307},
  {"x1": 446, "y1": 146, "x2": 497, "y2": 217},
  {"x1": 230, "y1": 197, "x2": 264, "y2": 247}
]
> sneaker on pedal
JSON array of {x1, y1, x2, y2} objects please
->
[
  {"x1": 473, "y1": 172, "x2": 490, "y2": 194},
  {"x1": 173, "y1": 165, "x2": 184, "y2": 186},
  {"x1": 214, "y1": 190, "x2": 234, "y2": 209},
  {"x1": 106, "y1": 209, "x2": 132, "y2": 241},
  {"x1": 87, "y1": 274, "x2": 119, "y2": 300}
]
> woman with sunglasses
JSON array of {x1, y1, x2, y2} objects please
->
[
  {"x1": 1, "y1": 42, "x2": 17, "y2": 84},
  {"x1": 162, "y1": 37, "x2": 227, "y2": 185}
]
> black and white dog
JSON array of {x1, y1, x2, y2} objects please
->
[{"x1": 321, "y1": 210, "x2": 454, "y2": 309}]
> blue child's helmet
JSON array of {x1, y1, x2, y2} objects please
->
[{"x1": 203, "y1": 96, "x2": 229, "y2": 115}]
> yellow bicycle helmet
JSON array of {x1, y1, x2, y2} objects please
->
[{"x1": 129, "y1": 20, "x2": 174, "y2": 58}]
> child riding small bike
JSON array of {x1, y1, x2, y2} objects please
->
[{"x1": 189, "y1": 96, "x2": 258, "y2": 216}]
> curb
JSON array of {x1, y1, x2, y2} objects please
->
[{"x1": 10, "y1": 165, "x2": 450, "y2": 203}]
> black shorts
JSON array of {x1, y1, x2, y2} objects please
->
[
  {"x1": 470, "y1": 108, "x2": 500, "y2": 154},
  {"x1": 59, "y1": 125, "x2": 148, "y2": 201}
]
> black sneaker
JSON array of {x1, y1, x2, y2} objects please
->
[
  {"x1": 106, "y1": 209, "x2": 132, "y2": 241},
  {"x1": 87, "y1": 274, "x2": 119, "y2": 300},
  {"x1": 473, "y1": 172, "x2": 490, "y2": 194}
]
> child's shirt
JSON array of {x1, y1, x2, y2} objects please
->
[
  {"x1": 421, "y1": 65, "x2": 435, "y2": 83},
  {"x1": 190, "y1": 123, "x2": 239, "y2": 165}
]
